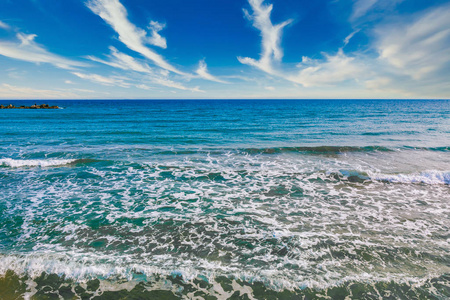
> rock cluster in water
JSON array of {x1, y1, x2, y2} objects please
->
[{"x1": 0, "y1": 103, "x2": 59, "y2": 109}]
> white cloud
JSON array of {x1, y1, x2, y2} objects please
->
[
  {"x1": 195, "y1": 59, "x2": 228, "y2": 83},
  {"x1": 87, "y1": 46, "x2": 153, "y2": 73},
  {"x1": 72, "y1": 72, "x2": 131, "y2": 87},
  {"x1": 351, "y1": 0, "x2": 378, "y2": 20},
  {"x1": 0, "y1": 21, "x2": 10, "y2": 30},
  {"x1": 238, "y1": 0, "x2": 367, "y2": 88},
  {"x1": 264, "y1": 86, "x2": 275, "y2": 91},
  {"x1": 289, "y1": 50, "x2": 366, "y2": 87},
  {"x1": 8, "y1": 69, "x2": 26, "y2": 79},
  {"x1": 72, "y1": 88, "x2": 96, "y2": 93},
  {"x1": 363, "y1": 77, "x2": 419, "y2": 98},
  {"x1": 0, "y1": 83, "x2": 77, "y2": 99},
  {"x1": 237, "y1": 0, "x2": 372, "y2": 90},
  {"x1": 86, "y1": 0, "x2": 184, "y2": 75},
  {"x1": 65, "y1": 80, "x2": 75, "y2": 84},
  {"x1": 136, "y1": 84, "x2": 151, "y2": 90},
  {"x1": 238, "y1": 0, "x2": 292, "y2": 74},
  {"x1": 350, "y1": 0, "x2": 404, "y2": 22},
  {"x1": 147, "y1": 21, "x2": 167, "y2": 49},
  {"x1": 343, "y1": 30, "x2": 360, "y2": 46},
  {"x1": 153, "y1": 77, "x2": 203, "y2": 92},
  {"x1": 0, "y1": 33, "x2": 86, "y2": 69},
  {"x1": 85, "y1": 0, "x2": 218, "y2": 92},
  {"x1": 375, "y1": 5, "x2": 450, "y2": 80},
  {"x1": 88, "y1": 47, "x2": 202, "y2": 92},
  {"x1": 364, "y1": 77, "x2": 391, "y2": 90}
]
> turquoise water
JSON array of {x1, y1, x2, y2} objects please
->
[{"x1": 0, "y1": 100, "x2": 449, "y2": 299}]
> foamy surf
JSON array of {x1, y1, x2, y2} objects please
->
[
  {"x1": 371, "y1": 170, "x2": 450, "y2": 185},
  {"x1": 337, "y1": 169, "x2": 450, "y2": 185},
  {"x1": 0, "y1": 253, "x2": 448, "y2": 299},
  {"x1": 0, "y1": 158, "x2": 77, "y2": 168}
]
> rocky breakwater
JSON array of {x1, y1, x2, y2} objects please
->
[{"x1": 0, "y1": 103, "x2": 59, "y2": 109}]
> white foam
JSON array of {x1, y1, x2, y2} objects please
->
[
  {"x1": 1, "y1": 252, "x2": 447, "y2": 293},
  {"x1": 370, "y1": 170, "x2": 450, "y2": 185},
  {"x1": 1, "y1": 151, "x2": 449, "y2": 296},
  {"x1": 0, "y1": 158, "x2": 76, "y2": 168}
]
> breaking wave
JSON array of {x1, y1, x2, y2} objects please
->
[
  {"x1": 370, "y1": 170, "x2": 450, "y2": 185},
  {"x1": 0, "y1": 158, "x2": 97, "y2": 168},
  {"x1": 337, "y1": 169, "x2": 450, "y2": 185},
  {"x1": 0, "y1": 254, "x2": 448, "y2": 299}
]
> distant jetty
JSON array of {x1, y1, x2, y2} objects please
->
[{"x1": 0, "y1": 103, "x2": 59, "y2": 109}]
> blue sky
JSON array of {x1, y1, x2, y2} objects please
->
[{"x1": 0, "y1": 0, "x2": 449, "y2": 99}]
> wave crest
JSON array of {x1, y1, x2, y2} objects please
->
[
  {"x1": 336, "y1": 169, "x2": 450, "y2": 185},
  {"x1": 370, "y1": 170, "x2": 450, "y2": 185},
  {"x1": 0, "y1": 158, "x2": 77, "y2": 168}
]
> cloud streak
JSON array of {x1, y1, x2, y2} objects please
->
[
  {"x1": 72, "y1": 71, "x2": 157, "y2": 91},
  {"x1": 238, "y1": 0, "x2": 365, "y2": 88},
  {"x1": 147, "y1": 21, "x2": 167, "y2": 49},
  {"x1": 289, "y1": 50, "x2": 366, "y2": 87},
  {"x1": 375, "y1": 4, "x2": 450, "y2": 80},
  {"x1": 238, "y1": 0, "x2": 450, "y2": 98},
  {"x1": 87, "y1": 46, "x2": 153, "y2": 73},
  {"x1": 0, "y1": 33, "x2": 86, "y2": 69},
  {"x1": 351, "y1": 0, "x2": 378, "y2": 20},
  {"x1": 86, "y1": 0, "x2": 226, "y2": 91},
  {"x1": 86, "y1": 0, "x2": 184, "y2": 75},
  {"x1": 0, "y1": 83, "x2": 77, "y2": 99},
  {"x1": 87, "y1": 47, "x2": 202, "y2": 91},
  {"x1": 196, "y1": 60, "x2": 228, "y2": 83},
  {"x1": 0, "y1": 21, "x2": 10, "y2": 30},
  {"x1": 238, "y1": 0, "x2": 292, "y2": 74},
  {"x1": 72, "y1": 72, "x2": 131, "y2": 87}
]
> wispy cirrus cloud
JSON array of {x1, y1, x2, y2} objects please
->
[
  {"x1": 72, "y1": 72, "x2": 131, "y2": 87},
  {"x1": 288, "y1": 50, "x2": 366, "y2": 87},
  {"x1": 238, "y1": 0, "x2": 292, "y2": 74},
  {"x1": 87, "y1": 46, "x2": 153, "y2": 73},
  {"x1": 350, "y1": 0, "x2": 404, "y2": 22},
  {"x1": 351, "y1": 0, "x2": 378, "y2": 20},
  {"x1": 86, "y1": 0, "x2": 222, "y2": 90},
  {"x1": 147, "y1": 21, "x2": 167, "y2": 49},
  {"x1": 87, "y1": 47, "x2": 201, "y2": 91},
  {"x1": 0, "y1": 83, "x2": 77, "y2": 99},
  {"x1": 375, "y1": 4, "x2": 450, "y2": 80},
  {"x1": 0, "y1": 20, "x2": 10, "y2": 30},
  {"x1": 153, "y1": 77, "x2": 203, "y2": 92},
  {"x1": 239, "y1": 0, "x2": 450, "y2": 98},
  {"x1": 239, "y1": 0, "x2": 364, "y2": 88},
  {"x1": 196, "y1": 59, "x2": 228, "y2": 83},
  {"x1": 86, "y1": 0, "x2": 185, "y2": 75},
  {"x1": 0, "y1": 33, "x2": 87, "y2": 69},
  {"x1": 72, "y1": 71, "x2": 158, "y2": 91}
]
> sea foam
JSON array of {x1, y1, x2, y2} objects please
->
[
  {"x1": 0, "y1": 158, "x2": 77, "y2": 168},
  {"x1": 369, "y1": 170, "x2": 450, "y2": 185}
]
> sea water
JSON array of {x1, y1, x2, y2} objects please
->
[{"x1": 0, "y1": 100, "x2": 449, "y2": 299}]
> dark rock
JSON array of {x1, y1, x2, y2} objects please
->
[{"x1": 0, "y1": 103, "x2": 60, "y2": 109}]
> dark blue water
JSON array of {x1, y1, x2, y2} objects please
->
[{"x1": 0, "y1": 100, "x2": 449, "y2": 299}]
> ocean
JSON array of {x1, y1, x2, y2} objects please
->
[{"x1": 0, "y1": 99, "x2": 449, "y2": 299}]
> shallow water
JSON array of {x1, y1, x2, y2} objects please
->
[{"x1": 0, "y1": 100, "x2": 449, "y2": 299}]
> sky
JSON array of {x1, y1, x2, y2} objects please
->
[{"x1": 0, "y1": 0, "x2": 449, "y2": 99}]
